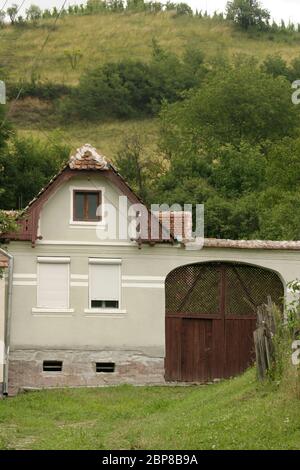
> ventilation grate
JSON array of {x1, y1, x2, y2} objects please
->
[
  {"x1": 43, "y1": 360, "x2": 63, "y2": 372},
  {"x1": 96, "y1": 362, "x2": 115, "y2": 373}
]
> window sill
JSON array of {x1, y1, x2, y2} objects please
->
[
  {"x1": 32, "y1": 308, "x2": 74, "y2": 314},
  {"x1": 69, "y1": 221, "x2": 105, "y2": 228},
  {"x1": 84, "y1": 308, "x2": 127, "y2": 317}
]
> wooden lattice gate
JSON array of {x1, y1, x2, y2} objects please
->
[{"x1": 165, "y1": 262, "x2": 284, "y2": 382}]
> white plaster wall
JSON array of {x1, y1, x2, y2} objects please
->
[
  {"x1": 5, "y1": 241, "x2": 300, "y2": 357},
  {"x1": 39, "y1": 174, "x2": 133, "y2": 243},
  {"x1": 0, "y1": 276, "x2": 5, "y2": 384}
]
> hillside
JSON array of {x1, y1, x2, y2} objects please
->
[
  {"x1": 3, "y1": 13, "x2": 300, "y2": 84},
  {"x1": 3, "y1": 11, "x2": 300, "y2": 156}
]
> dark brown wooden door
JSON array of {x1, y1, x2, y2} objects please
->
[{"x1": 165, "y1": 262, "x2": 283, "y2": 382}]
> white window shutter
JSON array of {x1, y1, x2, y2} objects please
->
[
  {"x1": 89, "y1": 259, "x2": 120, "y2": 302},
  {"x1": 37, "y1": 260, "x2": 69, "y2": 309}
]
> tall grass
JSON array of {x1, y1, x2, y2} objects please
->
[
  {"x1": 2, "y1": 13, "x2": 300, "y2": 85},
  {"x1": 269, "y1": 284, "x2": 300, "y2": 399}
]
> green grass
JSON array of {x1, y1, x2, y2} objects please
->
[
  {"x1": 0, "y1": 369, "x2": 299, "y2": 450},
  {"x1": 2, "y1": 13, "x2": 300, "y2": 85},
  {"x1": 17, "y1": 118, "x2": 159, "y2": 158}
]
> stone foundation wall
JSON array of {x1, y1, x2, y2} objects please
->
[{"x1": 8, "y1": 349, "x2": 165, "y2": 395}]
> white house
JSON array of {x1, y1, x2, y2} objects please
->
[{"x1": 0, "y1": 144, "x2": 299, "y2": 395}]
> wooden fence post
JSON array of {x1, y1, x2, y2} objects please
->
[{"x1": 254, "y1": 297, "x2": 276, "y2": 380}]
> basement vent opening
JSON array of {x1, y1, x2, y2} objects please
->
[
  {"x1": 43, "y1": 361, "x2": 63, "y2": 372},
  {"x1": 96, "y1": 362, "x2": 115, "y2": 373}
]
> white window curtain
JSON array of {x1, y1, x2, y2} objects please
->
[
  {"x1": 37, "y1": 257, "x2": 70, "y2": 309},
  {"x1": 89, "y1": 259, "x2": 121, "y2": 306}
]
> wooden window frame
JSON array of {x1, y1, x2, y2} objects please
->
[{"x1": 73, "y1": 190, "x2": 102, "y2": 223}]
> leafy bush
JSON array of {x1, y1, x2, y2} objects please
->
[
  {"x1": 0, "y1": 210, "x2": 18, "y2": 236},
  {"x1": 0, "y1": 135, "x2": 70, "y2": 210},
  {"x1": 7, "y1": 80, "x2": 72, "y2": 101},
  {"x1": 63, "y1": 60, "x2": 154, "y2": 119},
  {"x1": 267, "y1": 285, "x2": 300, "y2": 398},
  {"x1": 61, "y1": 44, "x2": 207, "y2": 120}
]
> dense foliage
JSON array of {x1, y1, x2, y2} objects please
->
[
  {"x1": 226, "y1": 0, "x2": 270, "y2": 30},
  {"x1": 116, "y1": 56, "x2": 300, "y2": 241},
  {"x1": 0, "y1": 134, "x2": 69, "y2": 210},
  {"x1": 60, "y1": 43, "x2": 207, "y2": 119}
]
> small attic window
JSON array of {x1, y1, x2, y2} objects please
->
[{"x1": 73, "y1": 190, "x2": 102, "y2": 222}]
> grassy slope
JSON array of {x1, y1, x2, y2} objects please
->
[
  {"x1": 3, "y1": 13, "x2": 300, "y2": 84},
  {"x1": 3, "y1": 12, "x2": 300, "y2": 156},
  {"x1": 0, "y1": 369, "x2": 299, "y2": 450},
  {"x1": 18, "y1": 118, "x2": 160, "y2": 158}
]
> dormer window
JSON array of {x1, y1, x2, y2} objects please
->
[{"x1": 73, "y1": 190, "x2": 102, "y2": 222}]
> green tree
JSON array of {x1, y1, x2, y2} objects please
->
[
  {"x1": 0, "y1": 211, "x2": 17, "y2": 236},
  {"x1": 154, "y1": 59, "x2": 300, "y2": 241},
  {"x1": 257, "y1": 189, "x2": 300, "y2": 240},
  {"x1": 115, "y1": 133, "x2": 163, "y2": 202},
  {"x1": 0, "y1": 136, "x2": 69, "y2": 210},
  {"x1": 226, "y1": 0, "x2": 270, "y2": 30},
  {"x1": 160, "y1": 59, "x2": 299, "y2": 152},
  {"x1": 7, "y1": 4, "x2": 18, "y2": 24},
  {"x1": 26, "y1": 4, "x2": 42, "y2": 22},
  {"x1": 175, "y1": 3, "x2": 193, "y2": 16},
  {"x1": 211, "y1": 141, "x2": 266, "y2": 198}
]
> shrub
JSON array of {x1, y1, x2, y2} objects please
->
[
  {"x1": 7, "y1": 80, "x2": 72, "y2": 101},
  {"x1": 61, "y1": 44, "x2": 207, "y2": 120},
  {"x1": 268, "y1": 282, "x2": 300, "y2": 398},
  {"x1": 0, "y1": 135, "x2": 70, "y2": 210}
]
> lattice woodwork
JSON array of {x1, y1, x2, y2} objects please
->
[{"x1": 165, "y1": 262, "x2": 284, "y2": 316}]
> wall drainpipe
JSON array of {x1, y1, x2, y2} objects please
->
[{"x1": 0, "y1": 247, "x2": 13, "y2": 396}]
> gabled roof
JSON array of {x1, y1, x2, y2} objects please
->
[
  {"x1": 23, "y1": 144, "x2": 110, "y2": 213},
  {"x1": 2, "y1": 144, "x2": 172, "y2": 246}
]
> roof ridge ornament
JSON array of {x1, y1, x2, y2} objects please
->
[{"x1": 69, "y1": 143, "x2": 109, "y2": 170}]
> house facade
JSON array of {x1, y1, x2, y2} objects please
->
[
  {"x1": 0, "y1": 253, "x2": 8, "y2": 395},
  {"x1": 0, "y1": 144, "x2": 299, "y2": 395}
]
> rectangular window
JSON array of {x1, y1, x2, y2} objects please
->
[
  {"x1": 43, "y1": 361, "x2": 63, "y2": 372},
  {"x1": 73, "y1": 190, "x2": 101, "y2": 222},
  {"x1": 37, "y1": 257, "x2": 70, "y2": 309},
  {"x1": 89, "y1": 259, "x2": 121, "y2": 310},
  {"x1": 96, "y1": 362, "x2": 115, "y2": 373}
]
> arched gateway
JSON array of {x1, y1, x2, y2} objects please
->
[{"x1": 165, "y1": 262, "x2": 284, "y2": 382}]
